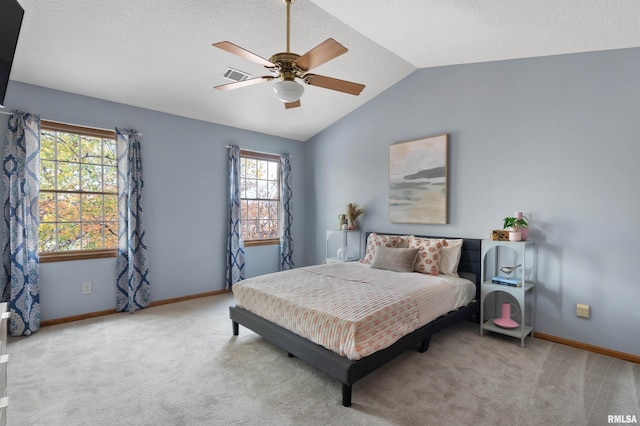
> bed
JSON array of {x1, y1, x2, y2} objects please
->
[{"x1": 229, "y1": 233, "x2": 482, "y2": 407}]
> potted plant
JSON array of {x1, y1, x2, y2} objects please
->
[
  {"x1": 346, "y1": 202, "x2": 365, "y2": 230},
  {"x1": 503, "y1": 216, "x2": 528, "y2": 241}
]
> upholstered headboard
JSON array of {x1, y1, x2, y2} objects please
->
[{"x1": 365, "y1": 232, "x2": 482, "y2": 301}]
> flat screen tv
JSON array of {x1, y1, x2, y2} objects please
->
[{"x1": 0, "y1": 0, "x2": 25, "y2": 108}]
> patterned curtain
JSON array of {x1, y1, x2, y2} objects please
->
[
  {"x1": 226, "y1": 145, "x2": 245, "y2": 289},
  {"x1": 279, "y1": 153, "x2": 293, "y2": 270},
  {"x1": 115, "y1": 128, "x2": 150, "y2": 313},
  {"x1": 1, "y1": 110, "x2": 41, "y2": 336}
]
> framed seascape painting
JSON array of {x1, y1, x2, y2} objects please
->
[{"x1": 388, "y1": 134, "x2": 448, "y2": 224}]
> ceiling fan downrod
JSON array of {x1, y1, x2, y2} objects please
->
[{"x1": 285, "y1": 0, "x2": 295, "y2": 53}]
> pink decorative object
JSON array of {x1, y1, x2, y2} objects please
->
[
  {"x1": 493, "y1": 302, "x2": 519, "y2": 329},
  {"x1": 515, "y1": 211, "x2": 529, "y2": 241}
]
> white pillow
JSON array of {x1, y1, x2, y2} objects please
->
[{"x1": 440, "y1": 239, "x2": 463, "y2": 277}]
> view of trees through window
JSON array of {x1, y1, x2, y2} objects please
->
[
  {"x1": 39, "y1": 121, "x2": 118, "y2": 255},
  {"x1": 240, "y1": 152, "x2": 280, "y2": 242}
]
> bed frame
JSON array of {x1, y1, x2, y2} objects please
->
[{"x1": 229, "y1": 234, "x2": 481, "y2": 407}]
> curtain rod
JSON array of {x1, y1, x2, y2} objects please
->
[
  {"x1": 226, "y1": 145, "x2": 290, "y2": 157},
  {"x1": 0, "y1": 112, "x2": 142, "y2": 136}
]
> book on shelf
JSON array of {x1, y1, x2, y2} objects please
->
[{"x1": 491, "y1": 276, "x2": 522, "y2": 287}]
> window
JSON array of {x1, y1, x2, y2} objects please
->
[
  {"x1": 39, "y1": 120, "x2": 118, "y2": 262},
  {"x1": 240, "y1": 150, "x2": 280, "y2": 246}
]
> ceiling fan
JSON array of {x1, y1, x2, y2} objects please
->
[{"x1": 212, "y1": 0, "x2": 365, "y2": 109}]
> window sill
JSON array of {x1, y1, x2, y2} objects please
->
[
  {"x1": 244, "y1": 239, "x2": 279, "y2": 247},
  {"x1": 40, "y1": 249, "x2": 117, "y2": 263}
]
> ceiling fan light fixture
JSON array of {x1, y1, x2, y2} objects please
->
[{"x1": 273, "y1": 79, "x2": 304, "y2": 103}]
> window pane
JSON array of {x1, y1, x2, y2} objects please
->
[
  {"x1": 245, "y1": 179, "x2": 256, "y2": 199},
  {"x1": 82, "y1": 222, "x2": 104, "y2": 249},
  {"x1": 258, "y1": 219, "x2": 277, "y2": 239},
  {"x1": 58, "y1": 193, "x2": 80, "y2": 222},
  {"x1": 104, "y1": 222, "x2": 118, "y2": 248},
  {"x1": 57, "y1": 133, "x2": 80, "y2": 162},
  {"x1": 243, "y1": 220, "x2": 257, "y2": 240},
  {"x1": 82, "y1": 194, "x2": 103, "y2": 221},
  {"x1": 57, "y1": 162, "x2": 80, "y2": 191},
  {"x1": 266, "y1": 219, "x2": 278, "y2": 239},
  {"x1": 257, "y1": 180, "x2": 268, "y2": 199},
  {"x1": 103, "y1": 139, "x2": 117, "y2": 166},
  {"x1": 39, "y1": 192, "x2": 56, "y2": 223},
  {"x1": 58, "y1": 223, "x2": 82, "y2": 251},
  {"x1": 38, "y1": 223, "x2": 57, "y2": 253},
  {"x1": 81, "y1": 164, "x2": 103, "y2": 192},
  {"x1": 267, "y1": 181, "x2": 278, "y2": 199},
  {"x1": 256, "y1": 160, "x2": 268, "y2": 179},
  {"x1": 246, "y1": 200, "x2": 258, "y2": 220},
  {"x1": 245, "y1": 159, "x2": 257, "y2": 179},
  {"x1": 41, "y1": 131, "x2": 56, "y2": 163},
  {"x1": 240, "y1": 173, "x2": 246, "y2": 198},
  {"x1": 268, "y1": 201, "x2": 279, "y2": 218},
  {"x1": 267, "y1": 161, "x2": 278, "y2": 180},
  {"x1": 104, "y1": 195, "x2": 117, "y2": 221},
  {"x1": 258, "y1": 201, "x2": 270, "y2": 219},
  {"x1": 240, "y1": 199, "x2": 247, "y2": 221},
  {"x1": 80, "y1": 136, "x2": 103, "y2": 164},
  {"x1": 40, "y1": 160, "x2": 56, "y2": 190},
  {"x1": 103, "y1": 166, "x2": 117, "y2": 193}
]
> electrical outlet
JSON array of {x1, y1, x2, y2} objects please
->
[
  {"x1": 576, "y1": 303, "x2": 590, "y2": 319},
  {"x1": 82, "y1": 282, "x2": 92, "y2": 294}
]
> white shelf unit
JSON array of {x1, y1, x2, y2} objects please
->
[
  {"x1": 480, "y1": 240, "x2": 537, "y2": 347},
  {"x1": 326, "y1": 229, "x2": 361, "y2": 263}
]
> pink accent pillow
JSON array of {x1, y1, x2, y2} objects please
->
[
  {"x1": 408, "y1": 236, "x2": 444, "y2": 276},
  {"x1": 361, "y1": 233, "x2": 409, "y2": 264}
]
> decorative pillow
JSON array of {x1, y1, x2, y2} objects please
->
[
  {"x1": 440, "y1": 239, "x2": 463, "y2": 277},
  {"x1": 361, "y1": 233, "x2": 410, "y2": 264},
  {"x1": 408, "y1": 236, "x2": 444, "y2": 276},
  {"x1": 370, "y1": 247, "x2": 419, "y2": 273},
  {"x1": 395, "y1": 235, "x2": 412, "y2": 248}
]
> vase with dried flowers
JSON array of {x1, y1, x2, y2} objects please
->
[{"x1": 346, "y1": 202, "x2": 365, "y2": 230}]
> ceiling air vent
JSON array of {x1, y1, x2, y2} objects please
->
[{"x1": 223, "y1": 67, "x2": 251, "y2": 83}]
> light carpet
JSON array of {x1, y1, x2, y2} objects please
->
[{"x1": 7, "y1": 293, "x2": 640, "y2": 426}]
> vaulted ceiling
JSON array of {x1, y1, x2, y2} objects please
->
[{"x1": 10, "y1": 0, "x2": 640, "y2": 141}]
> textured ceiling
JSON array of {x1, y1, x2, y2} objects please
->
[{"x1": 10, "y1": 0, "x2": 640, "y2": 141}]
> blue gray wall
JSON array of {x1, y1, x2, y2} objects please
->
[
  {"x1": 2, "y1": 82, "x2": 305, "y2": 321},
  {"x1": 3, "y1": 46, "x2": 639, "y2": 357},
  {"x1": 305, "y1": 48, "x2": 640, "y2": 356}
]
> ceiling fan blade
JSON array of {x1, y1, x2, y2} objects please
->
[
  {"x1": 304, "y1": 74, "x2": 365, "y2": 96},
  {"x1": 285, "y1": 100, "x2": 301, "y2": 109},
  {"x1": 294, "y1": 38, "x2": 348, "y2": 72},
  {"x1": 214, "y1": 76, "x2": 274, "y2": 91},
  {"x1": 212, "y1": 41, "x2": 274, "y2": 68}
]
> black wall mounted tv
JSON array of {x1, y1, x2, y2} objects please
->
[{"x1": 0, "y1": 0, "x2": 25, "y2": 108}]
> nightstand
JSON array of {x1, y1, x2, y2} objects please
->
[
  {"x1": 480, "y1": 240, "x2": 537, "y2": 347},
  {"x1": 326, "y1": 229, "x2": 361, "y2": 263}
]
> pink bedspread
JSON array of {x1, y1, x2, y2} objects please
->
[{"x1": 232, "y1": 263, "x2": 457, "y2": 360}]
